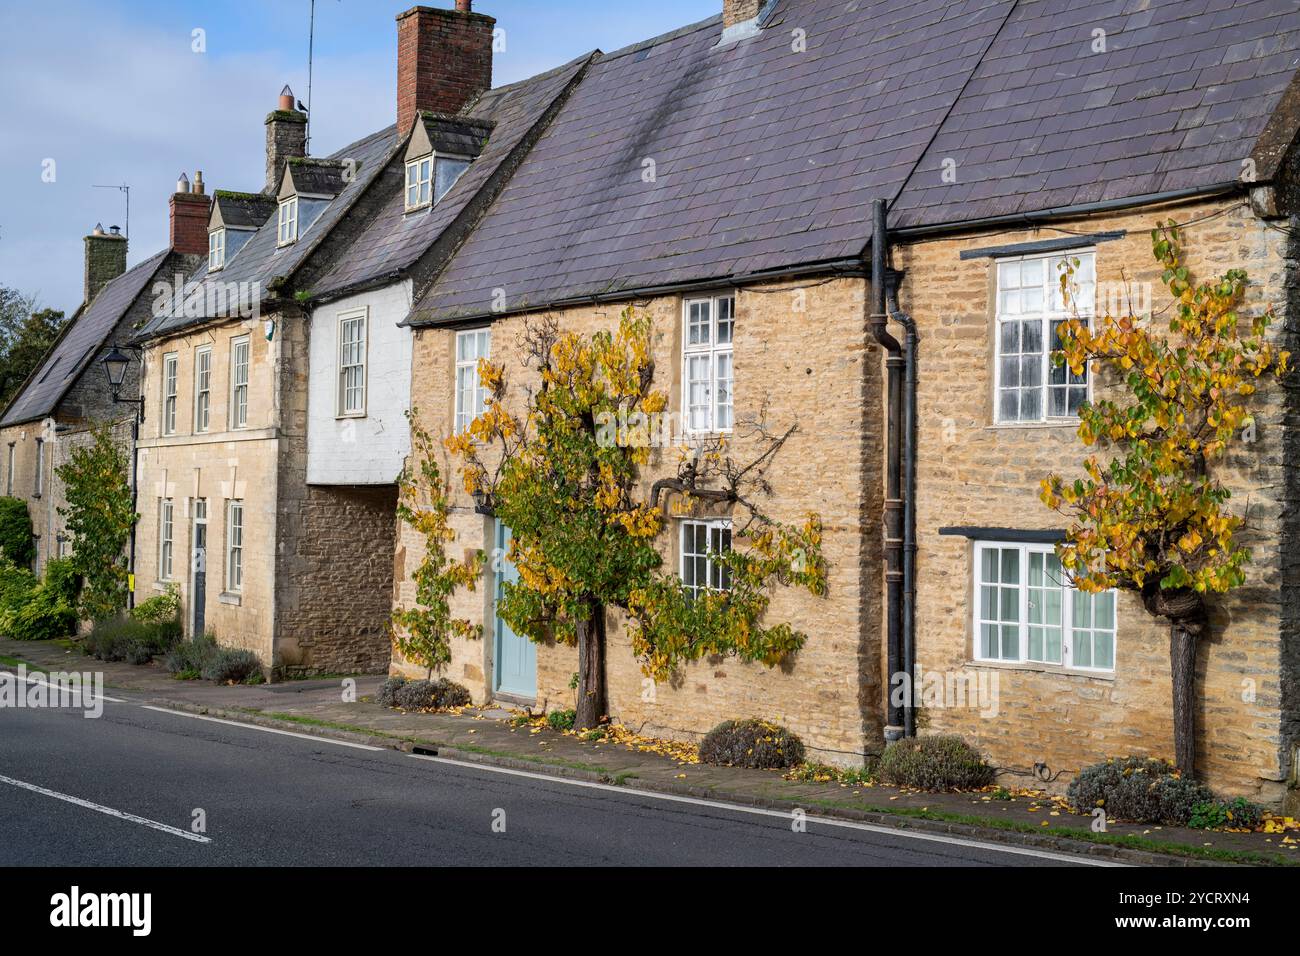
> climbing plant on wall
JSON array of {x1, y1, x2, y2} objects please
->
[{"x1": 1041, "y1": 221, "x2": 1290, "y2": 774}]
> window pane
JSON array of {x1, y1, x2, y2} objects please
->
[
  {"x1": 715, "y1": 296, "x2": 734, "y2": 344},
  {"x1": 998, "y1": 389, "x2": 1018, "y2": 422},
  {"x1": 435, "y1": 157, "x2": 470, "y2": 203},
  {"x1": 980, "y1": 547, "x2": 998, "y2": 584},
  {"x1": 1000, "y1": 548, "x2": 1019, "y2": 585},
  {"x1": 999, "y1": 586, "x2": 1018, "y2": 621},
  {"x1": 1000, "y1": 625, "x2": 1018, "y2": 659},
  {"x1": 1019, "y1": 257, "x2": 1043, "y2": 286},
  {"x1": 687, "y1": 301, "x2": 710, "y2": 346},
  {"x1": 1094, "y1": 631, "x2": 1114, "y2": 669},
  {"x1": 1019, "y1": 384, "x2": 1042, "y2": 420},
  {"x1": 1000, "y1": 356, "x2": 1019, "y2": 389}
]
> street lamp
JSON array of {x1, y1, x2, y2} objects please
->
[
  {"x1": 99, "y1": 343, "x2": 144, "y2": 609},
  {"x1": 471, "y1": 488, "x2": 495, "y2": 516},
  {"x1": 101, "y1": 345, "x2": 144, "y2": 420}
]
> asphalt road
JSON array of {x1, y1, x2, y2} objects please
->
[{"x1": 0, "y1": 687, "x2": 1108, "y2": 867}]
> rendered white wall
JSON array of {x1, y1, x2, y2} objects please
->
[{"x1": 306, "y1": 280, "x2": 413, "y2": 485}]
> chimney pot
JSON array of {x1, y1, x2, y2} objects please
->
[
  {"x1": 395, "y1": 4, "x2": 495, "y2": 136},
  {"x1": 279, "y1": 85, "x2": 295, "y2": 112},
  {"x1": 193, "y1": 170, "x2": 205, "y2": 195},
  {"x1": 176, "y1": 172, "x2": 190, "y2": 194}
]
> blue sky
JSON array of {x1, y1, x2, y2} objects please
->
[{"x1": 0, "y1": 0, "x2": 717, "y2": 316}]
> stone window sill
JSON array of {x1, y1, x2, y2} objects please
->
[
  {"x1": 219, "y1": 591, "x2": 242, "y2": 606},
  {"x1": 966, "y1": 659, "x2": 1115, "y2": 682}
]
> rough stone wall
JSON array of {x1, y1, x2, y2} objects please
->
[
  {"x1": 83, "y1": 232, "x2": 127, "y2": 304},
  {"x1": 274, "y1": 305, "x2": 395, "y2": 675},
  {"x1": 894, "y1": 198, "x2": 1293, "y2": 804},
  {"x1": 265, "y1": 111, "x2": 307, "y2": 195},
  {"x1": 134, "y1": 316, "x2": 280, "y2": 666},
  {"x1": 0, "y1": 421, "x2": 51, "y2": 567},
  {"x1": 396, "y1": 277, "x2": 884, "y2": 765}
]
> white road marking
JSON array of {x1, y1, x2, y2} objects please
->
[
  {"x1": 0, "y1": 667, "x2": 125, "y2": 703},
  {"x1": 141, "y1": 706, "x2": 384, "y2": 751},
  {"x1": 0, "y1": 772, "x2": 210, "y2": 844},
  {"x1": 409, "y1": 753, "x2": 1128, "y2": 867}
]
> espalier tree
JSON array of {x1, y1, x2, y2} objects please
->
[
  {"x1": 448, "y1": 308, "x2": 827, "y2": 730},
  {"x1": 56, "y1": 423, "x2": 137, "y2": 620},
  {"x1": 391, "y1": 411, "x2": 485, "y2": 678},
  {"x1": 1041, "y1": 223, "x2": 1290, "y2": 774}
]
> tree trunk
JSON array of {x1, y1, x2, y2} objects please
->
[
  {"x1": 1169, "y1": 621, "x2": 1198, "y2": 776},
  {"x1": 574, "y1": 601, "x2": 607, "y2": 730}
]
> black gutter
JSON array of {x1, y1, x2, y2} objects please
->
[
  {"x1": 870, "y1": 199, "x2": 906, "y2": 745},
  {"x1": 403, "y1": 257, "x2": 868, "y2": 328},
  {"x1": 891, "y1": 181, "x2": 1246, "y2": 241}
]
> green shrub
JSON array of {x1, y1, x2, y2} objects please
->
[
  {"x1": 877, "y1": 735, "x2": 995, "y2": 791},
  {"x1": 163, "y1": 633, "x2": 219, "y2": 678},
  {"x1": 1067, "y1": 757, "x2": 1214, "y2": 825},
  {"x1": 546, "y1": 708, "x2": 576, "y2": 732},
  {"x1": 5, "y1": 582, "x2": 77, "y2": 641},
  {"x1": 201, "y1": 647, "x2": 262, "y2": 684},
  {"x1": 1188, "y1": 796, "x2": 1265, "y2": 830},
  {"x1": 377, "y1": 676, "x2": 406, "y2": 708},
  {"x1": 42, "y1": 557, "x2": 81, "y2": 605},
  {"x1": 699, "y1": 718, "x2": 806, "y2": 770},
  {"x1": 85, "y1": 614, "x2": 179, "y2": 663},
  {"x1": 385, "y1": 677, "x2": 472, "y2": 711},
  {"x1": 0, "y1": 556, "x2": 77, "y2": 642},
  {"x1": 0, "y1": 497, "x2": 35, "y2": 568},
  {"x1": 131, "y1": 584, "x2": 180, "y2": 627}
]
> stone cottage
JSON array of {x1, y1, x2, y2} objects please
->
[
  {"x1": 0, "y1": 181, "x2": 209, "y2": 573},
  {"x1": 394, "y1": 0, "x2": 1300, "y2": 808}
]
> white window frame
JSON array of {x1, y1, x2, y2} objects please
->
[
  {"x1": 159, "y1": 498, "x2": 174, "y2": 581},
  {"x1": 208, "y1": 229, "x2": 225, "y2": 271},
  {"x1": 971, "y1": 540, "x2": 1117, "y2": 673},
  {"x1": 277, "y1": 197, "x2": 298, "y2": 246},
  {"x1": 337, "y1": 309, "x2": 367, "y2": 417},
  {"x1": 162, "y1": 352, "x2": 178, "y2": 435},
  {"x1": 405, "y1": 156, "x2": 433, "y2": 211},
  {"x1": 993, "y1": 250, "x2": 1095, "y2": 424},
  {"x1": 454, "y1": 328, "x2": 491, "y2": 434},
  {"x1": 682, "y1": 293, "x2": 735, "y2": 435},
  {"x1": 194, "y1": 346, "x2": 212, "y2": 433},
  {"x1": 679, "y1": 518, "x2": 733, "y2": 600},
  {"x1": 226, "y1": 499, "x2": 243, "y2": 592},
  {"x1": 230, "y1": 336, "x2": 250, "y2": 429}
]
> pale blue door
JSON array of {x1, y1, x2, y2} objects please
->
[{"x1": 493, "y1": 521, "x2": 536, "y2": 698}]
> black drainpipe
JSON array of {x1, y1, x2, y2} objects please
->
[
  {"x1": 870, "y1": 199, "x2": 906, "y2": 744},
  {"x1": 887, "y1": 281, "x2": 918, "y2": 739}
]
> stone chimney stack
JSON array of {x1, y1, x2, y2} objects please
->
[
  {"x1": 83, "y1": 223, "x2": 127, "y2": 304},
  {"x1": 265, "y1": 85, "x2": 308, "y2": 194},
  {"x1": 396, "y1": 3, "x2": 495, "y2": 137},
  {"x1": 169, "y1": 171, "x2": 211, "y2": 257}
]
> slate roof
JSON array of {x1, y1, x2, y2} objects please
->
[
  {"x1": 408, "y1": 0, "x2": 1300, "y2": 325},
  {"x1": 311, "y1": 53, "x2": 593, "y2": 299},
  {"x1": 1, "y1": 248, "x2": 171, "y2": 427},
  {"x1": 284, "y1": 158, "x2": 350, "y2": 198},
  {"x1": 212, "y1": 192, "x2": 277, "y2": 229},
  {"x1": 136, "y1": 124, "x2": 398, "y2": 341},
  {"x1": 890, "y1": 0, "x2": 1300, "y2": 228},
  {"x1": 422, "y1": 113, "x2": 496, "y2": 158}
]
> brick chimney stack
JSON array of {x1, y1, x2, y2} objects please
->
[
  {"x1": 169, "y1": 171, "x2": 212, "y2": 257},
  {"x1": 396, "y1": 3, "x2": 495, "y2": 137},
  {"x1": 83, "y1": 223, "x2": 127, "y2": 304},
  {"x1": 265, "y1": 85, "x2": 308, "y2": 194}
]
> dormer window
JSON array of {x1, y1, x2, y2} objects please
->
[
  {"x1": 277, "y1": 196, "x2": 298, "y2": 246},
  {"x1": 405, "y1": 155, "x2": 471, "y2": 211},
  {"x1": 406, "y1": 157, "x2": 432, "y2": 210},
  {"x1": 208, "y1": 229, "x2": 226, "y2": 271}
]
